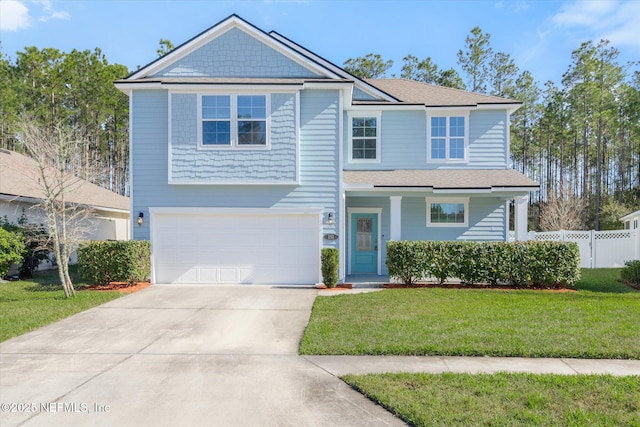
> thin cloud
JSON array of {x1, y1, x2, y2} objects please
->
[
  {"x1": 36, "y1": 0, "x2": 70, "y2": 22},
  {"x1": 0, "y1": 0, "x2": 31, "y2": 32},
  {"x1": 552, "y1": 0, "x2": 640, "y2": 48},
  {"x1": 495, "y1": 1, "x2": 530, "y2": 12}
]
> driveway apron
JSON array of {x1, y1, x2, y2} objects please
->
[{"x1": 0, "y1": 285, "x2": 404, "y2": 427}]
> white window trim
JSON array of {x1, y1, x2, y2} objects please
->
[
  {"x1": 426, "y1": 110, "x2": 469, "y2": 163},
  {"x1": 348, "y1": 111, "x2": 381, "y2": 164},
  {"x1": 197, "y1": 93, "x2": 271, "y2": 150},
  {"x1": 426, "y1": 197, "x2": 469, "y2": 228}
]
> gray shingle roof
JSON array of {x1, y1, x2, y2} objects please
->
[
  {"x1": 0, "y1": 149, "x2": 129, "y2": 212},
  {"x1": 343, "y1": 169, "x2": 538, "y2": 189},
  {"x1": 364, "y1": 78, "x2": 522, "y2": 107}
]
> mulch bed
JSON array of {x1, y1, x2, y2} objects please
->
[
  {"x1": 80, "y1": 282, "x2": 152, "y2": 293},
  {"x1": 383, "y1": 283, "x2": 577, "y2": 292},
  {"x1": 315, "y1": 283, "x2": 353, "y2": 290}
]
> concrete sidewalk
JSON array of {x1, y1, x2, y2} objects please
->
[{"x1": 305, "y1": 355, "x2": 640, "y2": 377}]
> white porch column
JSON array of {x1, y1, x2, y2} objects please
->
[
  {"x1": 514, "y1": 194, "x2": 529, "y2": 241},
  {"x1": 390, "y1": 196, "x2": 402, "y2": 241}
]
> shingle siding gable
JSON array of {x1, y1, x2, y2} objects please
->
[{"x1": 153, "y1": 28, "x2": 322, "y2": 78}]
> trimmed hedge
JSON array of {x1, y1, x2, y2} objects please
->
[
  {"x1": 78, "y1": 240, "x2": 151, "y2": 286},
  {"x1": 386, "y1": 240, "x2": 581, "y2": 287},
  {"x1": 621, "y1": 260, "x2": 640, "y2": 286},
  {"x1": 321, "y1": 247, "x2": 339, "y2": 288}
]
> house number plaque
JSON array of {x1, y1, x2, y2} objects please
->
[{"x1": 323, "y1": 234, "x2": 339, "y2": 241}]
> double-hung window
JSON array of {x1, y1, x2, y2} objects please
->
[
  {"x1": 428, "y1": 113, "x2": 468, "y2": 162},
  {"x1": 426, "y1": 197, "x2": 469, "y2": 227},
  {"x1": 202, "y1": 95, "x2": 231, "y2": 146},
  {"x1": 199, "y1": 94, "x2": 268, "y2": 148},
  {"x1": 349, "y1": 112, "x2": 381, "y2": 163}
]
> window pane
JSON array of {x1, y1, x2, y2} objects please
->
[
  {"x1": 237, "y1": 95, "x2": 266, "y2": 120},
  {"x1": 238, "y1": 120, "x2": 266, "y2": 145},
  {"x1": 431, "y1": 203, "x2": 465, "y2": 223},
  {"x1": 450, "y1": 138, "x2": 465, "y2": 159},
  {"x1": 431, "y1": 138, "x2": 446, "y2": 159},
  {"x1": 203, "y1": 121, "x2": 230, "y2": 145},
  {"x1": 450, "y1": 116, "x2": 465, "y2": 137},
  {"x1": 431, "y1": 117, "x2": 446, "y2": 137},
  {"x1": 202, "y1": 95, "x2": 230, "y2": 119}
]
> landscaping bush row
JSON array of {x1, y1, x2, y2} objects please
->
[
  {"x1": 621, "y1": 260, "x2": 640, "y2": 286},
  {"x1": 78, "y1": 240, "x2": 151, "y2": 285},
  {"x1": 386, "y1": 240, "x2": 581, "y2": 287}
]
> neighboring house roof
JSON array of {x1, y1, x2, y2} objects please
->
[
  {"x1": 0, "y1": 149, "x2": 129, "y2": 213},
  {"x1": 620, "y1": 209, "x2": 640, "y2": 221},
  {"x1": 364, "y1": 79, "x2": 522, "y2": 108},
  {"x1": 344, "y1": 169, "x2": 539, "y2": 190}
]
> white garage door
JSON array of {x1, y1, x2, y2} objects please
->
[{"x1": 152, "y1": 210, "x2": 321, "y2": 284}]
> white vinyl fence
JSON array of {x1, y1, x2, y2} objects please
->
[{"x1": 509, "y1": 229, "x2": 640, "y2": 268}]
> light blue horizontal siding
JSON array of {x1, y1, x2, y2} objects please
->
[
  {"x1": 401, "y1": 196, "x2": 506, "y2": 241},
  {"x1": 131, "y1": 89, "x2": 340, "y2": 244},
  {"x1": 468, "y1": 110, "x2": 508, "y2": 168},
  {"x1": 170, "y1": 93, "x2": 297, "y2": 182},
  {"x1": 345, "y1": 195, "x2": 506, "y2": 274},
  {"x1": 344, "y1": 109, "x2": 508, "y2": 170},
  {"x1": 154, "y1": 28, "x2": 320, "y2": 78}
]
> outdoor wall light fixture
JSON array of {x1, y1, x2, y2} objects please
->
[
  {"x1": 326, "y1": 212, "x2": 334, "y2": 226},
  {"x1": 137, "y1": 212, "x2": 144, "y2": 226}
]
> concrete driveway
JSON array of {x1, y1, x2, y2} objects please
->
[{"x1": 0, "y1": 285, "x2": 404, "y2": 427}]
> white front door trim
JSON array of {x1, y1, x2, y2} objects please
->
[{"x1": 347, "y1": 207, "x2": 382, "y2": 275}]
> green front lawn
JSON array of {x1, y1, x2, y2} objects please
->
[
  {"x1": 300, "y1": 269, "x2": 640, "y2": 358},
  {"x1": 0, "y1": 268, "x2": 122, "y2": 342},
  {"x1": 343, "y1": 372, "x2": 640, "y2": 427}
]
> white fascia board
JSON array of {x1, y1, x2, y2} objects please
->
[
  {"x1": 489, "y1": 187, "x2": 540, "y2": 193},
  {"x1": 343, "y1": 183, "x2": 374, "y2": 190},
  {"x1": 167, "y1": 180, "x2": 300, "y2": 186},
  {"x1": 302, "y1": 82, "x2": 353, "y2": 90},
  {"x1": 129, "y1": 17, "x2": 337, "y2": 81},
  {"x1": 347, "y1": 104, "x2": 425, "y2": 112},
  {"x1": 166, "y1": 84, "x2": 304, "y2": 92},
  {"x1": 344, "y1": 186, "x2": 435, "y2": 193},
  {"x1": 424, "y1": 104, "x2": 521, "y2": 113},
  {"x1": 114, "y1": 82, "x2": 163, "y2": 95},
  {"x1": 620, "y1": 210, "x2": 640, "y2": 221},
  {"x1": 432, "y1": 188, "x2": 492, "y2": 194},
  {"x1": 149, "y1": 207, "x2": 324, "y2": 216},
  {"x1": 0, "y1": 194, "x2": 128, "y2": 213}
]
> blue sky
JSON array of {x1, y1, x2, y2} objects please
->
[{"x1": 1, "y1": 0, "x2": 638, "y2": 86}]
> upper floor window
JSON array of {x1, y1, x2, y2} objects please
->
[
  {"x1": 199, "y1": 94, "x2": 269, "y2": 149},
  {"x1": 427, "y1": 113, "x2": 468, "y2": 162},
  {"x1": 349, "y1": 112, "x2": 381, "y2": 163}
]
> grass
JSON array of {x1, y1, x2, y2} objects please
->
[
  {"x1": 342, "y1": 372, "x2": 640, "y2": 427},
  {"x1": 299, "y1": 268, "x2": 640, "y2": 358},
  {"x1": 0, "y1": 267, "x2": 122, "y2": 342}
]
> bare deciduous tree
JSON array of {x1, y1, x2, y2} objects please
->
[
  {"x1": 14, "y1": 116, "x2": 99, "y2": 297},
  {"x1": 539, "y1": 183, "x2": 587, "y2": 231}
]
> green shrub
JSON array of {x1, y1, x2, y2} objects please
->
[
  {"x1": 0, "y1": 214, "x2": 50, "y2": 278},
  {"x1": 321, "y1": 247, "x2": 339, "y2": 288},
  {"x1": 0, "y1": 228, "x2": 25, "y2": 278},
  {"x1": 78, "y1": 240, "x2": 151, "y2": 285},
  {"x1": 621, "y1": 260, "x2": 640, "y2": 285},
  {"x1": 386, "y1": 241, "x2": 427, "y2": 286},
  {"x1": 386, "y1": 240, "x2": 581, "y2": 287}
]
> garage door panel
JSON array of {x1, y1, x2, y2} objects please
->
[{"x1": 153, "y1": 212, "x2": 320, "y2": 284}]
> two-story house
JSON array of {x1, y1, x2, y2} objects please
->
[{"x1": 115, "y1": 15, "x2": 538, "y2": 285}]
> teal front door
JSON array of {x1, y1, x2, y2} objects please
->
[{"x1": 351, "y1": 213, "x2": 378, "y2": 274}]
